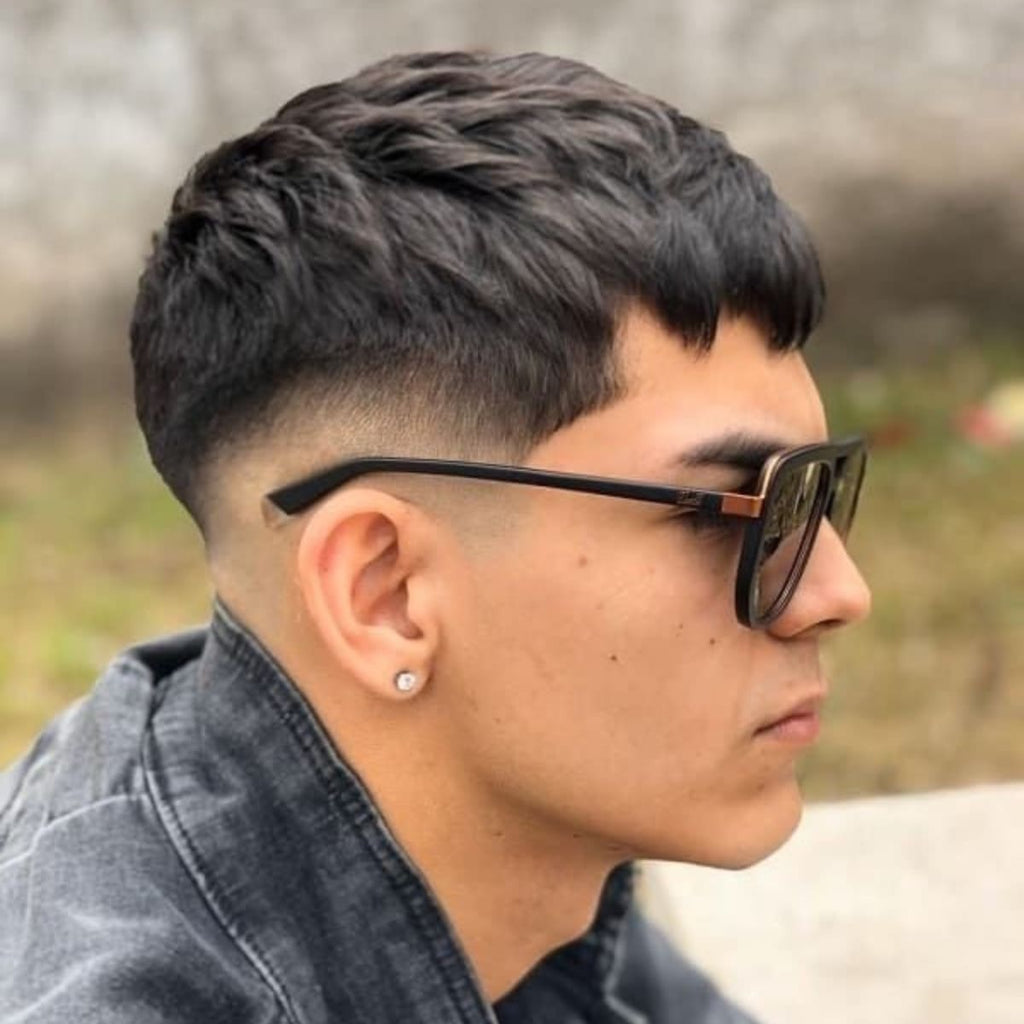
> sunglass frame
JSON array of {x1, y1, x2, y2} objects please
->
[
  {"x1": 734, "y1": 436, "x2": 867, "y2": 628},
  {"x1": 265, "y1": 436, "x2": 868, "y2": 630}
]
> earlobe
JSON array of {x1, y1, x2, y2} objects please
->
[{"x1": 295, "y1": 489, "x2": 439, "y2": 701}]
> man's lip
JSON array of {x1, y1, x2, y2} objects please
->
[{"x1": 755, "y1": 691, "x2": 827, "y2": 734}]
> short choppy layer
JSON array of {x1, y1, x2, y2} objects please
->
[{"x1": 130, "y1": 50, "x2": 824, "y2": 524}]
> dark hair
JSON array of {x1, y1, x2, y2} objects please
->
[{"x1": 131, "y1": 50, "x2": 824, "y2": 524}]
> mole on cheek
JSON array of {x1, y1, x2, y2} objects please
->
[
  {"x1": 708, "y1": 637, "x2": 717, "y2": 647},
  {"x1": 577, "y1": 554, "x2": 589, "y2": 568}
]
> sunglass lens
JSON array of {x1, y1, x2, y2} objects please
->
[
  {"x1": 752, "y1": 460, "x2": 829, "y2": 621},
  {"x1": 827, "y1": 447, "x2": 867, "y2": 540}
]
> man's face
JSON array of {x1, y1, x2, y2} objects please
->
[{"x1": 437, "y1": 309, "x2": 871, "y2": 868}]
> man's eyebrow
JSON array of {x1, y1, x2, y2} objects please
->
[{"x1": 675, "y1": 432, "x2": 791, "y2": 472}]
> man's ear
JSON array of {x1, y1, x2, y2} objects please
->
[{"x1": 295, "y1": 488, "x2": 441, "y2": 701}]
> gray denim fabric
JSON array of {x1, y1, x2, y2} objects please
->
[{"x1": 0, "y1": 601, "x2": 761, "y2": 1023}]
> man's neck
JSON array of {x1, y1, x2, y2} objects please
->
[
  {"x1": 288, "y1": 673, "x2": 622, "y2": 1002},
  {"x1": 240, "y1": 604, "x2": 630, "y2": 1003},
  {"x1": 379, "y1": 776, "x2": 620, "y2": 1000}
]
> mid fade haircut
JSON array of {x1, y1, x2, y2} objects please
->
[{"x1": 131, "y1": 50, "x2": 824, "y2": 526}]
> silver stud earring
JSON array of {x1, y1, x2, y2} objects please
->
[{"x1": 394, "y1": 670, "x2": 418, "y2": 694}]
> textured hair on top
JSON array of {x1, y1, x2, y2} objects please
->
[{"x1": 131, "y1": 50, "x2": 824, "y2": 524}]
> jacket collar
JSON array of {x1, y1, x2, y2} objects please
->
[{"x1": 141, "y1": 600, "x2": 635, "y2": 1022}]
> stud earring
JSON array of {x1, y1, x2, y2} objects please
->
[{"x1": 394, "y1": 670, "x2": 418, "y2": 694}]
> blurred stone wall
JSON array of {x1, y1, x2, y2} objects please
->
[{"x1": 2, "y1": 0, "x2": 1023, "y2": 416}]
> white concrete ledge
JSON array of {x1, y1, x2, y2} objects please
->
[{"x1": 641, "y1": 784, "x2": 1024, "y2": 1024}]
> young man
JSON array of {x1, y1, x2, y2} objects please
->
[{"x1": 0, "y1": 51, "x2": 870, "y2": 1022}]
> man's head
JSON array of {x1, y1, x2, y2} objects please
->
[{"x1": 131, "y1": 51, "x2": 870, "y2": 872}]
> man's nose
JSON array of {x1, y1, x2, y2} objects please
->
[{"x1": 768, "y1": 519, "x2": 872, "y2": 640}]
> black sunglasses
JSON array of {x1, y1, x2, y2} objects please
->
[{"x1": 265, "y1": 436, "x2": 867, "y2": 629}]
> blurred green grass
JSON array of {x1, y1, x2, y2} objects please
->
[
  {"x1": 0, "y1": 433, "x2": 209, "y2": 766},
  {"x1": 2, "y1": 342, "x2": 1023, "y2": 794}
]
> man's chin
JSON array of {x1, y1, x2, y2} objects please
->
[{"x1": 639, "y1": 785, "x2": 805, "y2": 870}]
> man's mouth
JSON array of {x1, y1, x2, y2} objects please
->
[{"x1": 754, "y1": 693, "x2": 826, "y2": 745}]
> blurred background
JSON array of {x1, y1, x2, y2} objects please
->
[{"x1": 1, "y1": 0, "x2": 1022, "y2": 788}]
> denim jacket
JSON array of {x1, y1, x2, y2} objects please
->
[{"x1": 0, "y1": 602, "x2": 759, "y2": 1023}]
